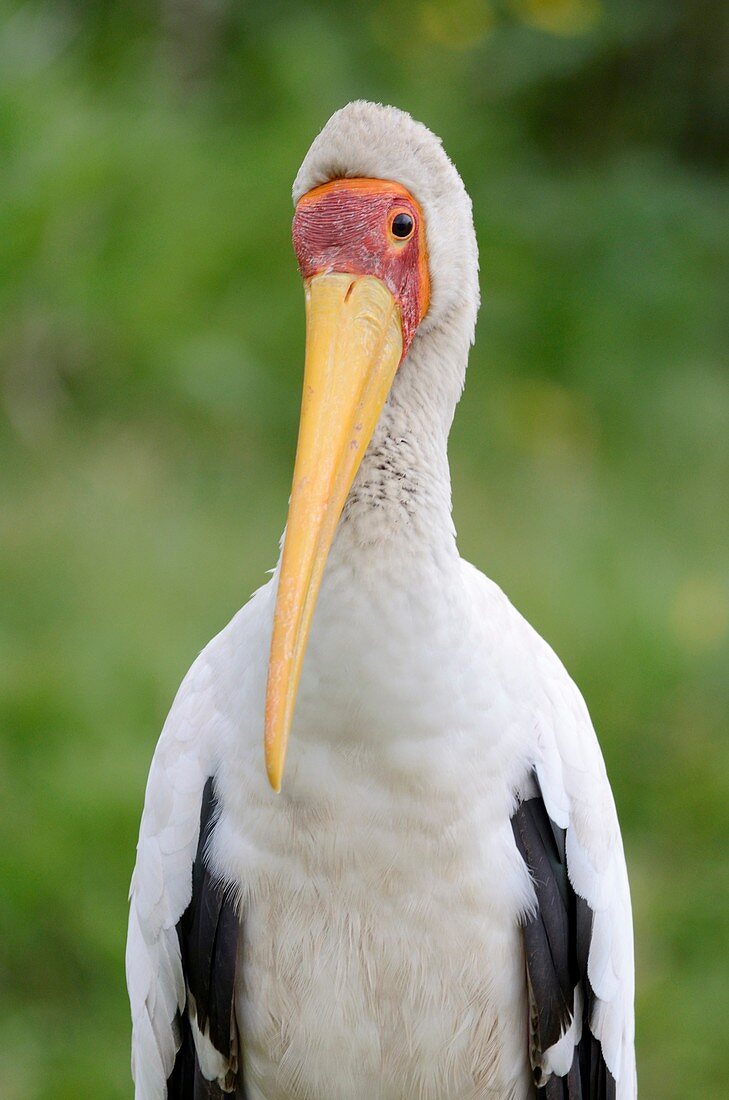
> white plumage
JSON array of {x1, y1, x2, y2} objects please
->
[{"x1": 127, "y1": 102, "x2": 636, "y2": 1099}]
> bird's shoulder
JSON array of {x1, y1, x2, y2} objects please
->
[
  {"x1": 461, "y1": 556, "x2": 621, "y2": 867},
  {"x1": 462, "y1": 559, "x2": 604, "y2": 749},
  {"x1": 130, "y1": 574, "x2": 274, "y2": 908}
]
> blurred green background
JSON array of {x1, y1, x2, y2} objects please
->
[{"x1": 1, "y1": 0, "x2": 727, "y2": 1096}]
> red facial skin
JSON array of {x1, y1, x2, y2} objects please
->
[{"x1": 293, "y1": 178, "x2": 430, "y2": 358}]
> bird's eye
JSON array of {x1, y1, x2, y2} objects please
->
[{"x1": 390, "y1": 211, "x2": 414, "y2": 241}]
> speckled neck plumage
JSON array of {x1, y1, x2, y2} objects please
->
[{"x1": 334, "y1": 311, "x2": 470, "y2": 566}]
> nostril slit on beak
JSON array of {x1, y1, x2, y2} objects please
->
[{"x1": 344, "y1": 279, "x2": 356, "y2": 303}]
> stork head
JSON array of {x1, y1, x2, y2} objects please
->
[{"x1": 265, "y1": 102, "x2": 479, "y2": 791}]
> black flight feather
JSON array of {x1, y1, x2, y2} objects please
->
[
  {"x1": 167, "y1": 777, "x2": 244, "y2": 1098},
  {"x1": 512, "y1": 774, "x2": 617, "y2": 1099}
]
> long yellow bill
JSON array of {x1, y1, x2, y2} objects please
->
[{"x1": 264, "y1": 272, "x2": 403, "y2": 791}]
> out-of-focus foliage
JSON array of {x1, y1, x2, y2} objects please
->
[{"x1": 1, "y1": 1, "x2": 727, "y2": 1096}]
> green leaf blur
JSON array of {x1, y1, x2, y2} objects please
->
[{"x1": 1, "y1": 1, "x2": 727, "y2": 1096}]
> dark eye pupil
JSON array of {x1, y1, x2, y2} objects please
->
[{"x1": 391, "y1": 212, "x2": 414, "y2": 239}]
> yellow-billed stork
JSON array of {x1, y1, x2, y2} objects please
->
[{"x1": 126, "y1": 101, "x2": 636, "y2": 1100}]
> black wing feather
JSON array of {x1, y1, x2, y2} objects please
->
[
  {"x1": 167, "y1": 777, "x2": 244, "y2": 1098},
  {"x1": 512, "y1": 776, "x2": 616, "y2": 1099}
]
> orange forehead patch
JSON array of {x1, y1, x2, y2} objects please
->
[{"x1": 297, "y1": 177, "x2": 416, "y2": 206}]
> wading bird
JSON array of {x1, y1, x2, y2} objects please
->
[{"x1": 127, "y1": 102, "x2": 636, "y2": 1099}]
